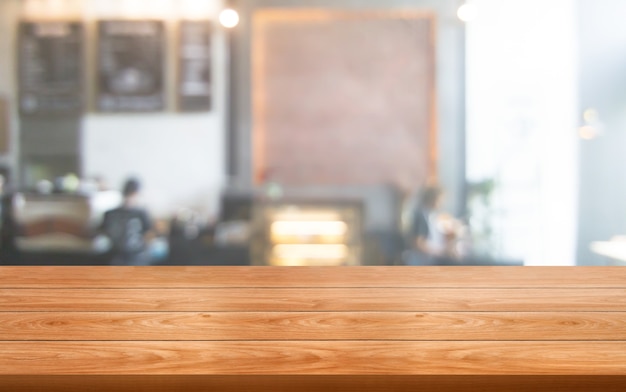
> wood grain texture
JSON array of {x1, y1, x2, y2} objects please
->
[
  {"x1": 2, "y1": 341, "x2": 626, "y2": 375},
  {"x1": 3, "y1": 375, "x2": 626, "y2": 392},
  {"x1": 2, "y1": 311, "x2": 626, "y2": 341},
  {"x1": 4, "y1": 288, "x2": 626, "y2": 311},
  {"x1": 2, "y1": 266, "x2": 626, "y2": 288},
  {"x1": 2, "y1": 266, "x2": 626, "y2": 390}
]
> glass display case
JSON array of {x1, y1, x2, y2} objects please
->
[{"x1": 252, "y1": 199, "x2": 363, "y2": 266}]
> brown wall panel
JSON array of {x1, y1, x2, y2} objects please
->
[{"x1": 252, "y1": 10, "x2": 436, "y2": 190}]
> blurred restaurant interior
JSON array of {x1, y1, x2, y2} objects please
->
[{"x1": 0, "y1": 0, "x2": 625, "y2": 266}]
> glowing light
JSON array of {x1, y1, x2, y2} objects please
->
[
  {"x1": 583, "y1": 108, "x2": 599, "y2": 123},
  {"x1": 180, "y1": 0, "x2": 212, "y2": 20},
  {"x1": 273, "y1": 211, "x2": 341, "y2": 222},
  {"x1": 48, "y1": 0, "x2": 64, "y2": 13},
  {"x1": 22, "y1": 0, "x2": 42, "y2": 18},
  {"x1": 219, "y1": 8, "x2": 239, "y2": 28},
  {"x1": 457, "y1": 3, "x2": 478, "y2": 22},
  {"x1": 579, "y1": 125, "x2": 598, "y2": 140},
  {"x1": 272, "y1": 244, "x2": 348, "y2": 260},
  {"x1": 121, "y1": 0, "x2": 144, "y2": 18},
  {"x1": 271, "y1": 221, "x2": 348, "y2": 237}
]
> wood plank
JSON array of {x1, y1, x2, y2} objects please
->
[
  {"x1": 2, "y1": 266, "x2": 625, "y2": 389},
  {"x1": 3, "y1": 287, "x2": 626, "y2": 312},
  {"x1": 3, "y1": 375, "x2": 626, "y2": 392},
  {"x1": 2, "y1": 341, "x2": 626, "y2": 375},
  {"x1": 2, "y1": 266, "x2": 626, "y2": 288},
  {"x1": 2, "y1": 312, "x2": 626, "y2": 341}
]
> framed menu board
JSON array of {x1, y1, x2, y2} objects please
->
[
  {"x1": 97, "y1": 20, "x2": 165, "y2": 112},
  {"x1": 18, "y1": 21, "x2": 83, "y2": 115},
  {"x1": 178, "y1": 21, "x2": 213, "y2": 111}
]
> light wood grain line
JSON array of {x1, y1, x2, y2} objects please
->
[
  {"x1": 2, "y1": 267, "x2": 626, "y2": 288},
  {"x1": 2, "y1": 341, "x2": 626, "y2": 375},
  {"x1": 1, "y1": 312, "x2": 626, "y2": 341},
  {"x1": 3, "y1": 288, "x2": 626, "y2": 312}
]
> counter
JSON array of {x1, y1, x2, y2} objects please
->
[{"x1": 1, "y1": 266, "x2": 626, "y2": 391}]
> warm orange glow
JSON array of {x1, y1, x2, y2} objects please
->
[
  {"x1": 579, "y1": 125, "x2": 598, "y2": 140},
  {"x1": 271, "y1": 244, "x2": 348, "y2": 266},
  {"x1": 271, "y1": 221, "x2": 347, "y2": 237}
]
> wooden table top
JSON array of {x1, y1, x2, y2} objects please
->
[{"x1": 1, "y1": 266, "x2": 626, "y2": 391}]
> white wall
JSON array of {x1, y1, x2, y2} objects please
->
[
  {"x1": 0, "y1": 0, "x2": 20, "y2": 171},
  {"x1": 21, "y1": 0, "x2": 228, "y2": 220},
  {"x1": 82, "y1": 114, "x2": 225, "y2": 219},
  {"x1": 0, "y1": 0, "x2": 17, "y2": 97},
  {"x1": 466, "y1": 0, "x2": 579, "y2": 265}
]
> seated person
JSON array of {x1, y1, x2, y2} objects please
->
[
  {"x1": 0, "y1": 173, "x2": 18, "y2": 264},
  {"x1": 404, "y1": 185, "x2": 463, "y2": 265},
  {"x1": 100, "y1": 178, "x2": 153, "y2": 266}
]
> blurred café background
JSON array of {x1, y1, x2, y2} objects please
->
[{"x1": 0, "y1": 0, "x2": 624, "y2": 266}]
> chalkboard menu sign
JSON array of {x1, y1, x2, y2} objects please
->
[
  {"x1": 178, "y1": 21, "x2": 213, "y2": 111},
  {"x1": 97, "y1": 21, "x2": 165, "y2": 112},
  {"x1": 18, "y1": 22, "x2": 83, "y2": 115}
]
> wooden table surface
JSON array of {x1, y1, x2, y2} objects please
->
[{"x1": 1, "y1": 266, "x2": 626, "y2": 391}]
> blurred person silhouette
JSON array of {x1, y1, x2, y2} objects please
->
[
  {"x1": 403, "y1": 185, "x2": 463, "y2": 265},
  {"x1": 100, "y1": 178, "x2": 154, "y2": 265},
  {"x1": 0, "y1": 171, "x2": 18, "y2": 264}
]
